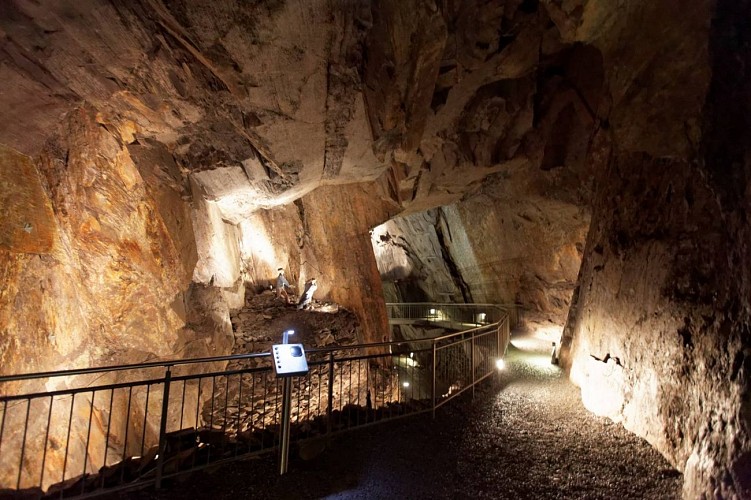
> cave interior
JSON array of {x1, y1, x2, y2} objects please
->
[{"x1": 1, "y1": 0, "x2": 750, "y2": 498}]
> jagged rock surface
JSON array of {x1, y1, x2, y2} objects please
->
[
  {"x1": 0, "y1": 106, "x2": 198, "y2": 489},
  {"x1": 0, "y1": 1, "x2": 749, "y2": 499},
  {"x1": 557, "y1": 0, "x2": 751, "y2": 498},
  {"x1": 372, "y1": 178, "x2": 589, "y2": 333}
]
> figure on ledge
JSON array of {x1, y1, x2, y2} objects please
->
[
  {"x1": 297, "y1": 278, "x2": 318, "y2": 310},
  {"x1": 276, "y1": 267, "x2": 293, "y2": 304}
]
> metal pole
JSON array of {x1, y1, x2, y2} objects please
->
[
  {"x1": 279, "y1": 377, "x2": 293, "y2": 475},
  {"x1": 326, "y1": 352, "x2": 334, "y2": 435},
  {"x1": 155, "y1": 366, "x2": 172, "y2": 489},
  {"x1": 504, "y1": 317, "x2": 510, "y2": 354},
  {"x1": 471, "y1": 334, "x2": 475, "y2": 400},
  {"x1": 497, "y1": 323, "x2": 502, "y2": 361},
  {"x1": 431, "y1": 342, "x2": 437, "y2": 419}
]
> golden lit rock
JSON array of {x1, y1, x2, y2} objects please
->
[
  {"x1": 0, "y1": 0, "x2": 748, "y2": 497},
  {"x1": 0, "y1": 145, "x2": 57, "y2": 254}
]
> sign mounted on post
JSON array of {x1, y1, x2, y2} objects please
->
[
  {"x1": 272, "y1": 329, "x2": 309, "y2": 475},
  {"x1": 272, "y1": 343, "x2": 309, "y2": 377}
]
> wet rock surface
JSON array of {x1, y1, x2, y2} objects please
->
[{"x1": 118, "y1": 333, "x2": 681, "y2": 500}]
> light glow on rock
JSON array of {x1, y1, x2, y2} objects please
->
[
  {"x1": 370, "y1": 221, "x2": 414, "y2": 280},
  {"x1": 534, "y1": 325, "x2": 563, "y2": 343},
  {"x1": 239, "y1": 217, "x2": 278, "y2": 270}
]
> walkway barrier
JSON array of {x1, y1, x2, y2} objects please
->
[
  {"x1": 0, "y1": 303, "x2": 510, "y2": 498},
  {"x1": 385, "y1": 302, "x2": 522, "y2": 330}
]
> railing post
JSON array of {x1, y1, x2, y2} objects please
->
[
  {"x1": 504, "y1": 317, "x2": 510, "y2": 355},
  {"x1": 497, "y1": 322, "x2": 502, "y2": 360},
  {"x1": 431, "y1": 341, "x2": 437, "y2": 419},
  {"x1": 326, "y1": 352, "x2": 334, "y2": 435},
  {"x1": 471, "y1": 334, "x2": 475, "y2": 399},
  {"x1": 279, "y1": 377, "x2": 293, "y2": 475},
  {"x1": 155, "y1": 365, "x2": 172, "y2": 490}
]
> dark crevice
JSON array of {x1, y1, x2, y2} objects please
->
[
  {"x1": 519, "y1": 0, "x2": 539, "y2": 13},
  {"x1": 430, "y1": 87, "x2": 450, "y2": 112},
  {"x1": 294, "y1": 199, "x2": 306, "y2": 249},
  {"x1": 434, "y1": 210, "x2": 472, "y2": 303},
  {"x1": 410, "y1": 166, "x2": 424, "y2": 203},
  {"x1": 702, "y1": 0, "x2": 751, "y2": 209}
]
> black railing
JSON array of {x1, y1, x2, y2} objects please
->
[{"x1": 0, "y1": 304, "x2": 511, "y2": 498}]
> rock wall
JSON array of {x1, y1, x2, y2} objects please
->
[
  {"x1": 236, "y1": 180, "x2": 399, "y2": 345},
  {"x1": 372, "y1": 210, "x2": 460, "y2": 304},
  {"x1": 558, "y1": 0, "x2": 751, "y2": 497},
  {"x1": 0, "y1": 106, "x2": 194, "y2": 376},
  {"x1": 1, "y1": 0, "x2": 749, "y2": 497},
  {"x1": 372, "y1": 189, "x2": 589, "y2": 333},
  {"x1": 0, "y1": 0, "x2": 603, "y2": 366},
  {"x1": 0, "y1": 106, "x2": 199, "y2": 488},
  {"x1": 448, "y1": 194, "x2": 588, "y2": 329},
  {"x1": 0, "y1": 0, "x2": 425, "y2": 370},
  {"x1": 300, "y1": 182, "x2": 399, "y2": 343},
  {"x1": 0, "y1": 106, "x2": 396, "y2": 488},
  {"x1": 368, "y1": 0, "x2": 601, "y2": 336}
]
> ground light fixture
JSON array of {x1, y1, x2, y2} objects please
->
[
  {"x1": 495, "y1": 358, "x2": 506, "y2": 371},
  {"x1": 403, "y1": 381, "x2": 410, "y2": 388}
]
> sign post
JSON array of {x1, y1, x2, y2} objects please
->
[{"x1": 272, "y1": 330, "x2": 309, "y2": 475}]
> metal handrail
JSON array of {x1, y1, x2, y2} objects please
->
[
  {"x1": 385, "y1": 301, "x2": 523, "y2": 330},
  {"x1": 0, "y1": 302, "x2": 511, "y2": 498},
  {"x1": 0, "y1": 353, "x2": 272, "y2": 384},
  {"x1": 0, "y1": 334, "x2": 495, "y2": 384}
]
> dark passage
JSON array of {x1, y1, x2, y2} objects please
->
[{"x1": 116, "y1": 333, "x2": 681, "y2": 500}]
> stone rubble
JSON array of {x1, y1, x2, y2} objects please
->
[{"x1": 202, "y1": 290, "x2": 399, "y2": 441}]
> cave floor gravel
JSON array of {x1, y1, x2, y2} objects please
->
[{"x1": 118, "y1": 331, "x2": 682, "y2": 500}]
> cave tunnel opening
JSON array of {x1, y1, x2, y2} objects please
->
[{"x1": 369, "y1": 197, "x2": 590, "y2": 353}]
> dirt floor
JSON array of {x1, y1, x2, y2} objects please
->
[{"x1": 114, "y1": 327, "x2": 682, "y2": 500}]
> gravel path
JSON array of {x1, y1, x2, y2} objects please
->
[{"x1": 119, "y1": 333, "x2": 682, "y2": 500}]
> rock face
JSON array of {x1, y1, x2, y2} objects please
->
[
  {"x1": 558, "y1": 0, "x2": 751, "y2": 498},
  {"x1": 0, "y1": 0, "x2": 387, "y2": 205},
  {"x1": 0, "y1": 107, "x2": 199, "y2": 489},
  {"x1": 372, "y1": 177, "x2": 590, "y2": 332},
  {"x1": 230, "y1": 181, "x2": 399, "y2": 345},
  {"x1": 0, "y1": 106, "x2": 193, "y2": 377},
  {"x1": 0, "y1": 0, "x2": 749, "y2": 498},
  {"x1": 369, "y1": 0, "x2": 600, "y2": 334},
  {"x1": 372, "y1": 1, "x2": 749, "y2": 498}
]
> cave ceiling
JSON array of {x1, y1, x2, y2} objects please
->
[{"x1": 0, "y1": 0, "x2": 606, "y2": 220}]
